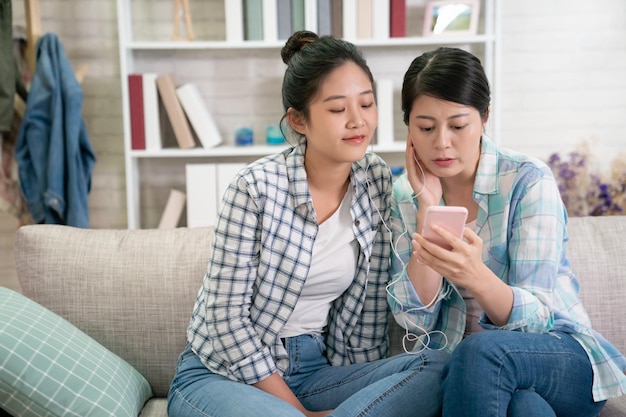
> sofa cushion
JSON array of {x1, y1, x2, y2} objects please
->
[
  {"x1": 14, "y1": 225, "x2": 215, "y2": 397},
  {"x1": 0, "y1": 287, "x2": 152, "y2": 417},
  {"x1": 567, "y1": 216, "x2": 626, "y2": 356}
]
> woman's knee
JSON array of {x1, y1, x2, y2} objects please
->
[
  {"x1": 447, "y1": 332, "x2": 493, "y2": 365},
  {"x1": 398, "y1": 349, "x2": 450, "y2": 388},
  {"x1": 424, "y1": 348, "x2": 451, "y2": 373},
  {"x1": 442, "y1": 331, "x2": 514, "y2": 383},
  {"x1": 398, "y1": 348, "x2": 450, "y2": 373},
  {"x1": 508, "y1": 390, "x2": 556, "y2": 417}
]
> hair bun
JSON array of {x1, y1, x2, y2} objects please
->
[{"x1": 281, "y1": 30, "x2": 319, "y2": 65}]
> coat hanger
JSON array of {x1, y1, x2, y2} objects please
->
[
  {"x1": 23, "y1": 0, "x2": 89, "y2": 83},
  {"x1": 14, "y1": 0, "x2": 88, "y2": 118}
]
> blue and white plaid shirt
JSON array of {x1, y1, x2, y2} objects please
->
[
  {"x1": 388, "y1": 136, "x2": 626, "y2": 401},
  {"x1": 188, "y1": 139, "x2": 392, "y2": 385}
]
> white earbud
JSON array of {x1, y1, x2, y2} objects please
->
[{"x1": 412, "y1": 153, "x2": 426, "y2": 198}]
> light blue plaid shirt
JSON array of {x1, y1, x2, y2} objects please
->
[
  {"x1": 188, "y1": 139, "x2": 392, "y2": 385},
  {"x1": 388, "y1": 137, "x2": 626, "y2": 401}
]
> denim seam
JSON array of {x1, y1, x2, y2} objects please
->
[
  {"x1": 169, "y1": 386, "x2": 215, "y2": 417},
  {"x1": 296, "y1": 359, "x2": 392, "y2": 399},
  {"x1": 355, "y1": 355, "x2": 428, "y2": 417}
]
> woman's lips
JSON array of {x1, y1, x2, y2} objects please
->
[
  {"x1": 433, "y1": 158, "x2": 455, "y2": 167},
  {"x1": 343, "y1": 135, "x2": 366, "y2": 144}
]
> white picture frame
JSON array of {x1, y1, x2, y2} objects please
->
[{"x1": 423, "y1": 0, "x2": 480, "y2": 37}]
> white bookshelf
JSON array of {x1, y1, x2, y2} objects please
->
[{"x1": 116, "y1": 0, "x2": 500, "y2": 229}]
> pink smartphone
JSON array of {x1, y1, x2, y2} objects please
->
[{"x1": 421, "y1": 206, "x2": 469, "y2": 250}]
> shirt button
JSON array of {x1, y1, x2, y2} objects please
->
[{"x1": 355, "y1": 220, "x2": 360, "y2": 227}]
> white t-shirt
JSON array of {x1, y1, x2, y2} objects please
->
[{"x1": 279, "y1": 188, "x2": 357, "y2": 337}]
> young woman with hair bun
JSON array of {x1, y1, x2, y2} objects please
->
[{"x1": 167, "y1": 31, "x2": 447, "y2": 417}]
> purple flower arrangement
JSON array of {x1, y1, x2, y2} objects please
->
[{"x1": 547, "y1": 142, "x2": 626, "y2": 217}]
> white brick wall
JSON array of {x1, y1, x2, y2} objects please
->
[
  {"x1": 2, "y1": 0, "x2": 625, "y2": 289},
  {"x1": 499, "y1": 0, "x2": 626, "y2": 161}
]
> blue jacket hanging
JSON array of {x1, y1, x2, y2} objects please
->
[{"x1": 15, "y1": 33, "x2": 96, "y2": 228}]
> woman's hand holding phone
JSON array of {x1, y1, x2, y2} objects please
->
[
  {"x1": 412, "y1": 207, "x2": 489, "y2": 291},
  {"x1": 420, "y1": 206, "x2": 468, "y2": 250},
  {"x1": 407, "y1": 205, "x2": 469, "y2": 306}
]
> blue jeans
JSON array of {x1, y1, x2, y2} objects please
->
[
  {"x1": 168, "y1": 334, "x2": 449, "y2": 417},
  {"x1": 441, "y1": 330, "x2": 606, "y2": 417}
]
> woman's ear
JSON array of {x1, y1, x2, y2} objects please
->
[
  {"x1": 482, "y1": 107, "x2": 491, "y2": 127},
  {"x1": 287, "y1": 108, "x2": 307, "y2": 135}
]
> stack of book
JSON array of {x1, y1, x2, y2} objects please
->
[
  {"x1": 156, "y1": 162, "x2": 247, "y2": 229},
  {"x1": 226, "y1": 0, "x2": 407, "y2": 42},
  {"x1": 127, "y1": 73, "x2": 224, "y2": 151}
]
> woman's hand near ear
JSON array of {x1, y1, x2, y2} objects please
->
[{"x1": 405, "y1": 139, "x2": 442, "y2": 210}]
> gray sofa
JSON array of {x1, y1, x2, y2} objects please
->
[{"x1": 2, "y1": 216, "x2": 625, "y2": 416}]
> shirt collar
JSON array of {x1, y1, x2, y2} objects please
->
[{"x1": 473, "y1": 135, "x2": 500, "y2": 196}]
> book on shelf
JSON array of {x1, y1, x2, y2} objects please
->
[
  {"x1": 186, "y1": 164, "x2": 218, "y2": 228},
  {"x1": 158, "y1": 96, "x2": 179, "y2": 149},
  {"x1": 128, "y1": 74, "x2": 145, "y2": 150},
  {"x1": 156, "y1": 73, "x2": 196, "y2": 149},
  {"x1": 263, "y1": 0, "x2": 278, "y2": 41},
  {"x1": 356, "y1": 0, "x2": 373, "y2": 39},
  {"x1": 375, "y1": 79, "x2": 394, "y2": 146},
  {"x1": 224, "y1": 0, "x2": 244, "y2": 42},
  {"x1": 176, "y1": 83, "x2": 223, "y2": 149},
  {"x1": 244, "y1": 0, "x2": 263, "y2": 41},
  {"x1": 186, "y1": 163, "x2": 246, "y2": 227},
  {"x1": 304, "y1": 0, "x2": 318, "y2": 32},
  {"x1": 277, "y1": 0, "x2": 292, "y2": 40},
  {"x1": 213, "y1": 0, "x2": 335, "y2": 42},
  {"x1": 291, "y1": 0, "x2": 305, "y2": 32},
  {"x1": 331, "y1": 0, "x2": 343, "y2": 38},
  {"x1": 224, "y1": 0, "x2": 392, "y2": 42},
  {"x1": 158, "y1": 189, "x2": 186, "y2": 229},
  {"x1": 276, "y1": 0, "x2": 316, "y2": 37},
  {"x1": 372, "y1": 0, "x2": 390, "y2": 39},
  {"x1": 390, "y1": 0, "x2": 406, "y2": 38},
  {"x1": 142, "y1": 72, "x2": 162, "y2": 151},
  {"x1": 342, "y1": 0, "x2": 357, "y2": 40},
  {"x1": 317, "y1": 0, "x2": 332, "y2": 36}
]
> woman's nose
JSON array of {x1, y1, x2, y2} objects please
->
[
  {"x1": 347, "y1": 108, "x2": 365, "y2": 128},
  {"x1": 348, "y1": 119, "x2": 365, "y2": 128},
  {"x1": 434, "y1": 128, "x2": 452, "y2": 148}
]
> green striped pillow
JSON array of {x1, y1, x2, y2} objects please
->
[{"x1": 0, "y1": 287, "x2": 152, "y2": 417}]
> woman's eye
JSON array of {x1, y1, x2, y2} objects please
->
[
  {"x1": 362, "y1": 102, "x2": 374, "y2": 109},
  {"x1": 330, "y1": 108, "x2": 345, "y2": 113},
  {"x1": 419, "y1": 127, "x2": 433, "y2": 132},
  {"x1": 452, "y1": 124, "x2": 467, "y2": 130}
]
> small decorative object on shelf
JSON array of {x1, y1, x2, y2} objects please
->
[
  {"x1": 423, "y1": 0, "x2": 480, "y2": 37},
  {"x1": 173, "y1": 0, "x2": 195, "y2": 41},
  {"x1": 266, "y1": 124, "x2": 285, "y2": 145},
  {"x1": 235, "y1": 127, "x2": 254, "y2": 146},
  {"x1": 391, "y1": 166, "x2": 405, "y2": 182},
  {"x1": 547, "y1": 140, "x2": 626, "y2": 217}
]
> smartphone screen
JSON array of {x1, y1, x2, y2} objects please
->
[{"x1": 421, "y1": 206, "x2": 468, "y2": 250}]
